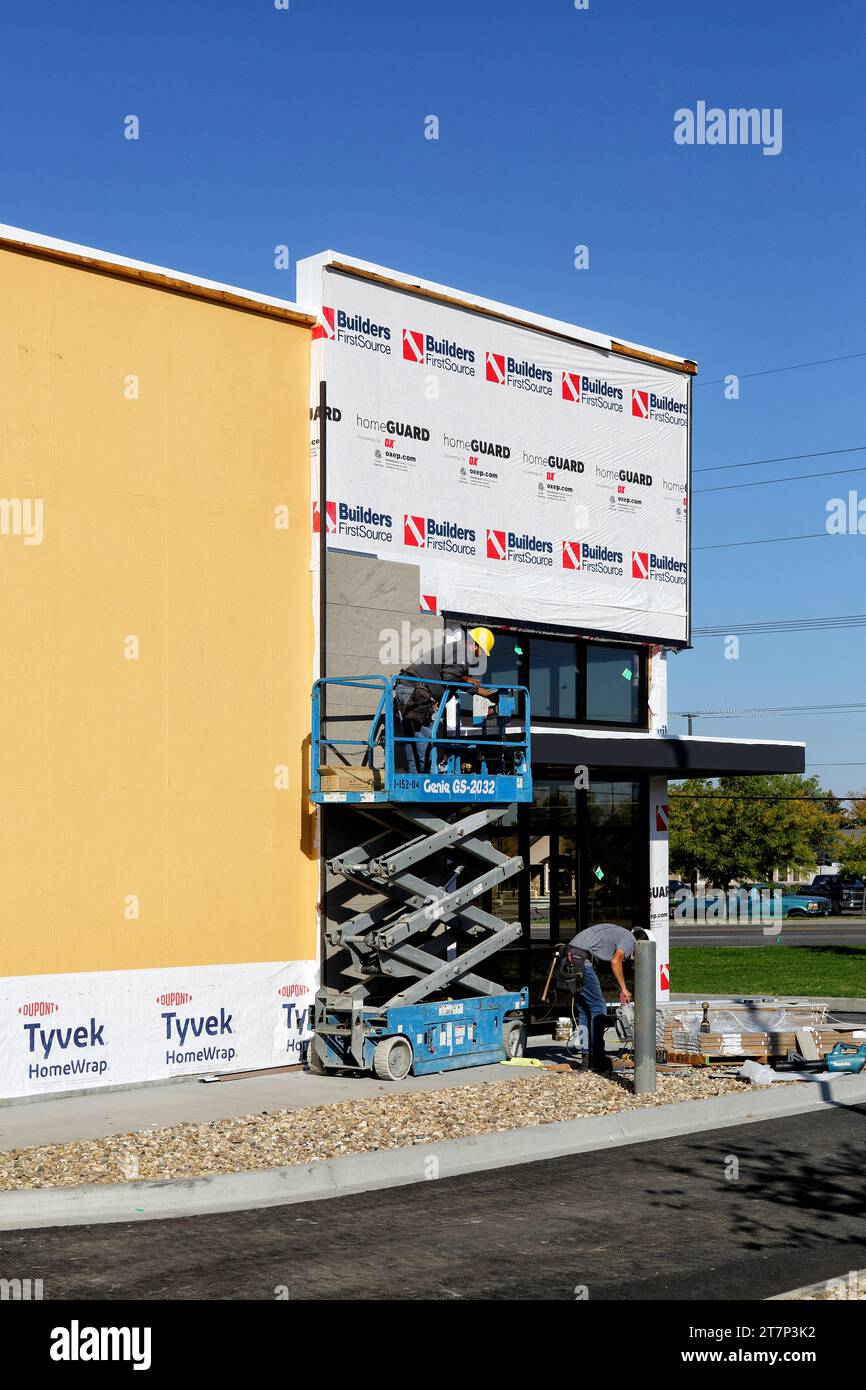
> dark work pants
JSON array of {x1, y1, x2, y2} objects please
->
[
  {"x1": 394, "y1": 683, "x2": 432, "y2": 772},
  {"x1": 575, "y1": 961, "x2": 608, "y2": 1061}
]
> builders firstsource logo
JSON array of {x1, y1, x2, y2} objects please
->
[
  {"x1": 631, "y1": 549, "x2": 688, "y2": 585},
  {"x1": 404, "y1": 514, "x2": 477, "y2": 556},
  {"x1": 313, "y1": 306, "x2": 392, "y2": 354},
  {"x1": 20, "y1": 1005, "x2": 109, "y2": 1083},
  {"x1": 487, "y1": 528, "x2": 554, "y2": 566},
  {"x1": 486, "y1": 351, "x2": 553, "y2": 396},
  {"x1": 313, "y1": 499, "x2": 393, "y2": 543},
  {"x1": 562, "y1": 540, "x2": 624, "y2": 576},
  {"x1": 561, "y1": 371, "x2": 624, "y2": 413},
  {"x1": 631, "y1": 388, "x2": 688, "y2": 427},
  {"x1": 403, "y1": 328, "x2": 476, "y2": 377}
]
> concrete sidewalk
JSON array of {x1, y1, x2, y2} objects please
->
[
  {"x1": 4, "y1": 994, "x2": 863, "y2": 1154},
  {"x1": 0, "y1": 1034, "x2": 576, "y2": 1153},
  {"x1": 2, "y1": 1070, "x2": 864, "y2": 1233}
]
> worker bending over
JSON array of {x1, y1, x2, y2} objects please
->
[
  {"x1": 566, "y1": 922, "x2": 637, "y2": 1072},
  {"x1": 394, "y1": 626, "x2": 498, "y2": 773}
]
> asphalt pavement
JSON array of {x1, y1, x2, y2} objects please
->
[
  {"x1": 4, "y1": 1105, "x2": 865, "y2": 1301},
  {"x1": 670, "y1": 918, "x2": 866, "y2": 946}
]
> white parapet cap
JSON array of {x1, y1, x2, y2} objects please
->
[
  {"x1": 536, "y1": 728, "x2": 806, "y2": 748},
  {"x1": 0, "y1": 222, "x2": 315, "y2": 324},
  {"x1": 297, "y1": 249, "x2": 697, "y2": 373}
]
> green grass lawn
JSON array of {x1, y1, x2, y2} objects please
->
[{"x1": 670, "y1": 946, "x2": 866, "y2": 998}]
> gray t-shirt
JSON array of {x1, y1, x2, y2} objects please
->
[{"x1": 569, "y1": 924, "x2": 637, "y2": 962}]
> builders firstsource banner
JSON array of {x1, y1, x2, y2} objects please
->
[{"x1": 306, "y1": 262, "x2": 690, "y2": 642}]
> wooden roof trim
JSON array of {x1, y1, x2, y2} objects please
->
[
  {"x1": 325, "y1": 258, "x2": 697, "y2": 375},
  {"x1": 0, "y1": 234, "x2": 316, "y2": 328},
  {"x1": 611, "y1": 338, "x2": 698, "y2": 375}
]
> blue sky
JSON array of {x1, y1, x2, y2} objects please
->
[{"x1": 1, "y1": 0, "x2": 864, "y2": 793}]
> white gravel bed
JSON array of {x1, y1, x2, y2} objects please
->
[
  {"x1": 0, "y1": 1069, "x2": 748, "y2": 1192},
  {"x1": 796, "y1": 1273, "x2": 866, "y2": 1300}
]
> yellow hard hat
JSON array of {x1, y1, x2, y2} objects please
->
[{"x1": 468, "y1": 626, "x2": 495, "y2": 656}]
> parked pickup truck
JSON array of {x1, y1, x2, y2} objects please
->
[
  {"x1": 669, "y1": 883, "x2": 832, "y2": 920},
  {"x1": 745, "y1": 884, "x2": 832, "y2": 918},
  {"x1": 809, "y1": 875, "x2": 866, "y2": 916}
]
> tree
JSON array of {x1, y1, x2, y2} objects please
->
[
  {"x1": 838, "y1": 830, "x2": 866, "y2": 879},
  {"x1": 668, "y1": 775, "x2": 840, "y2": 887},
  {"x1": 825, "y1": 790, "x2": 851, "y2": 829},
  {"x1": 667, "y1": 778, "x2": 715, "y2": 887}
]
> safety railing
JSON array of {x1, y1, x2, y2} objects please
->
[{"x1": 311, "y1": 675, "x2": 532, "y2": 803}]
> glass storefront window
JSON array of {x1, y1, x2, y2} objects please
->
[
  {"x1": 586, "y1": 780, "x2": 641, "y2": 929},
  {"x1": 468, "y1": 626, "x2": 646, "y2": 726},
  {"x1": 529, "y1": 639, "x2": 577, "y2": 719},
  {"x1": 462, "y1": 775, "x2": 645, "y2": 1018},
  {"x1": 485, "y1": 632, "x2": 522, "y2": 689},
  {"x1": 586, "y1": 645, "x2": 640, "y2": 724},
  {"x1": 481, "y1": 801, "x2": 520, "y2": 927},
  {"x1": 528, "y1": 782, "x2": 552, "y2": 941}
]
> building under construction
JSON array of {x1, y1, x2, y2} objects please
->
[{"x1": 0, "y1": 227, "x2": 805, "y2": 1098}]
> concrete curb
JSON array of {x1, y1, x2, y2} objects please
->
[
  {"x1": 768, "y1": 1268, "x2": 866, "y2": 1300},
  {"x1": 669, "y1": 995, "x2": 866, "y2": 1012},
  {"x1": 2, "y1": 1072, "x2": 865, "y2": 1232}
]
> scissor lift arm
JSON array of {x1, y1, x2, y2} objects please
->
[{"x1": 309, "y1": 677, "x2": 532, "y2": 1078}]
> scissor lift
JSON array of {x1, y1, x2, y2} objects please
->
[{"x1": 308, "y1": 675, "x2": 532, "y2": 1079}]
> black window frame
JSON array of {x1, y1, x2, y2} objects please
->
[
  {"x1": 477, "y1": 771, "x2": 650, "y2": 1022},
  {"x1": 483, "y1": 630, "x2": 648, "y2": 731}
]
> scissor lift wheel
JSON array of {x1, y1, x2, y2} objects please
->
[
  {"x1": 502, "y1": 1018, "x2": 526, "y2": 1059},
  {"x1": 306, "y1": 1035, "x2": 327, "y2": 1075},
  {"x1": 373, "y1": 1035, "x2": 414, "y2": 1080}
]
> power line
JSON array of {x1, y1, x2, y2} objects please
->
[
  {"x1": 695, "y1": 444, "x2": 866, "y2": 475},
  {"x1": 694, "y1": 614, "x2": 866, "y2": 636},
  {"x1": 694, "y1": 530, "x2": 840, "y2": 551},
  {"x1": 695, "y1": 463, "x2": 866, "y2": 494},
  {"x1": 675, "y1": 795, "x2": 861, "y2": 806},
  {"x1": 695, "y1": 350, "x2": 866, "y2": 388},
  {"x1": 671, "y1": 703, "x2": 866, "y2": 718},
  {"x1": 671, "y1": 794, "x2": 864, "y2": 801}
]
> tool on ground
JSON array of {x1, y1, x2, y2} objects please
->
[
  {"x1": 776, "y1": 1050, "x2": 825, "y2": 1074},
  {"x1": 615, "y1": 1001, "x2": 635, "y2": 1042},
  {"x1": 308, "y1": 674, "x2": 532, "y2": 1079},
  {"x1": 825, "y1": 1042, "x2": 866, "y2": 1074},
  {"x1": 700, "y1": 1002, "x2": 711, "y2": 1034}
]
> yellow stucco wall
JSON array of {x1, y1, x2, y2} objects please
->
[{"x1": 0, "y1": 246, "x2": 316, "y2": 977}]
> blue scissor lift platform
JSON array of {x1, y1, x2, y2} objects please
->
[{"x1": 308, "y1": 675, "x2": 532, "y2": 1080}]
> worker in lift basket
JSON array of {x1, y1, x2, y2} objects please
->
[
  {"x1": 566, "y1": 922, "x2": 638, "y2": 1073},
  {"x1": 394, "y1": 626, "x2": 498, "y2": 773}
]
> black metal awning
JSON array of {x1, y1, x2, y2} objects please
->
[{"x1": 530, "y1": 727, "x2": 805, "y2": 778}]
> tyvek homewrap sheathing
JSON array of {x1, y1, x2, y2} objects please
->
[
  {"x1": 299, "y1": 253, "x2": 693, "y2": 644},
  {"x1": 3, "y1": 963, "x2": 317, "y2": 1099}
]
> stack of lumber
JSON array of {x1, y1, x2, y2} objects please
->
[{"x1": 662, "y1": 1005, "x2": 863, "y2": 1065}]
